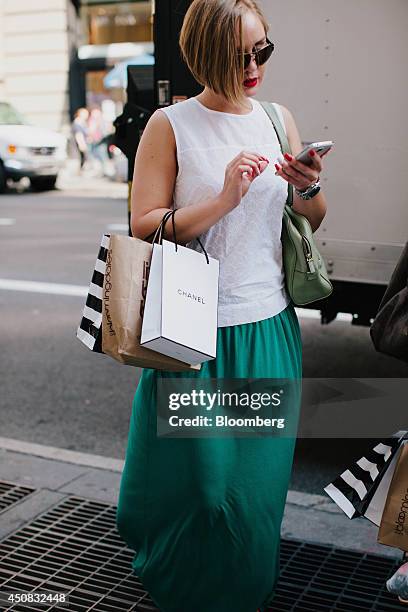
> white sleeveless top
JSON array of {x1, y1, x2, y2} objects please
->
[{"x1": 159, "y1": 96, "x2": 291, "y2": 327}]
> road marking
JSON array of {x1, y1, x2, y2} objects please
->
[
  {"x1": 0, "y1": 218, "x2": 16, "y2": 226},
  {"x1": 106, "y1": 223, "x2": 128, "y2": 231},
  {"x1": 0, "y1": 278, "x2": 354, "y2": 321},
  {"x1": 0, "y1": 436, "x2": 124, "y2": 472},
  {"x1": 0, "y1": 278, "x2": 87, "y2": 297},
  {"x1": 296, "y1": 308, "x2": 352, "y2": 322}
]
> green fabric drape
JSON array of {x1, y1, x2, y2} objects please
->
[{"x1": 116, "y1": 303, "x2": 302, "y2": 612}]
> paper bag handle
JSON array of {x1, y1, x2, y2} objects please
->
[
  {"x1": 167, "y1": 210, "x2": 210, "y2": 265},
  {"x1": 144, "y1": 210, "x2": 211, "y2": 265},
  {"x1": 148, "y1": 210, "x2": 175, "y2": 245}
]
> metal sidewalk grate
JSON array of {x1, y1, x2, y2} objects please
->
[
  {"x1": 273, "y1": 539, "x2": 405, "y2": 611},
  {"x1": 0, "y1": 495, "x2": 404, "y2": 611},
  {"x1": 0, "y1": 481, "x2": 36, "y2": 514},
  {"x1": 0, "y1": 496, "x2": 156, "y2": 612}
]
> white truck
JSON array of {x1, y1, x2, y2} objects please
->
[
  {"x1": 259, "y1": 0, "x2": 408, "y2": 324},
  {"x1": 0, "y1": 101, "x2": 67, "y2": 192}
]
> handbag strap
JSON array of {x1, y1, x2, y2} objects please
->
[{"x1": 259, "y1": 101, "x2": 293, "y2": 207}]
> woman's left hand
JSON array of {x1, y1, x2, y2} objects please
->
[{"x1": 274, "y1": 150, "x2": 328, "y2": 191}]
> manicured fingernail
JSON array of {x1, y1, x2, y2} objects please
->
[
  {"x1": 284, "y1": 153, "x2": 293, "y2": 161},
  {"x1": 274, "y1": 163, "x2": 280, "y2": 171},
  {"x1": 309, "y1": 150, "x2": 315, "y2": 157}
]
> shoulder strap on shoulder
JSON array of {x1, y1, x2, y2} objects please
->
[{"x1": 259, "y1": 101, "x2": 293, "y2": 206}]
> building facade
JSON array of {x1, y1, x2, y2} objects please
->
[
  {"x1": 0, "y1": 0, "x2": 79, "y2": 132},
  {"x1": 0, "y1": 0, "x2": 152, "y2": 133}
]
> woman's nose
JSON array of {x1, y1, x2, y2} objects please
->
[{"x1": 248, "y1": 54, "x2": 258, "y2": 69}]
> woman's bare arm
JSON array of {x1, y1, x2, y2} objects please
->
[{"x1": 130, "y1": 110, "x2": 233, "y2": 244}]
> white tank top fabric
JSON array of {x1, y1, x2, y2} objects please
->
[{"x1": 159, "y1": 96, "x2": 291, "y2": 328}]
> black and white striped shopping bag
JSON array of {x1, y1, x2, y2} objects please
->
[
  {"x1": 76, "y1": 234, "x2": 110, "y2": 353},
  {"x1": 324, "y1": 431, "x2": 408, "y2": 520}
]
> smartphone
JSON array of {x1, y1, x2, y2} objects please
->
[{"x1": 296, "y1": 141, "x2": 334, "y2": 166}]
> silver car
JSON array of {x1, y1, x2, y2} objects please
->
[{"x1": 0, "y1": 101, "x2": 67, "y2": 192}]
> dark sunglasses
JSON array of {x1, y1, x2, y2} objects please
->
[{"x1": 239, "y1": 37, "x2": 275, "y2": 70}]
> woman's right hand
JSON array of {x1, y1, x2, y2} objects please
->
[{"x1": 220, "y1": 150, "x2": 269, "y2": 211}]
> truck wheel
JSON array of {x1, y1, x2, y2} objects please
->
[
  {"x1": 30, "y1": 176, "x2": 57, "y2": 191},
  {"x1": 0, "y1": 162, "x2": 6, "y2": 194}
]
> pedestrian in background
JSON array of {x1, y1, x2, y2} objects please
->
[
  {"x1": 116, "y1": 1, "x2": 329, "y2": 611},
  {"x1": 88, "y1": 107, "x2": 110, "y2": 175},
  {"x1": 72, "y1": 107, "x2": 89, "y2": 172}
]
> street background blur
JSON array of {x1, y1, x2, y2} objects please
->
[{"x1": 0, "y1": 0, "x2": 152, "y2": 132}]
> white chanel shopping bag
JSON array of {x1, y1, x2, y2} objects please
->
[{"x1": 141, "y1": 238, "x2": 219, "y2": 364}]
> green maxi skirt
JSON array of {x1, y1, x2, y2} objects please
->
[{"x1": 116, "y1": 302, "x2": 302, "y2": 612}]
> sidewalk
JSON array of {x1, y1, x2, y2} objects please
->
[
  {"x1": 0, "y1": 437, "x2": 404, "y2": 611},
  {"x1": 56, "y1": 158, "x2": 128, "y2": 199}
]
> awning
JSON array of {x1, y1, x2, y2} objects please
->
[
  {"x1": 78, "y1": 41, "x2": 154, "y2": 66},
  {"x1": 103, "y1": 54, "x2": 154, "y2": 89}
]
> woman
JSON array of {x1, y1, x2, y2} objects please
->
[
  {"x1": 116, "y1": 1, "x2": 329, "y2": 611},
  {"x1": 88, "y1": 107, "x2": 110, "y2": 175}
]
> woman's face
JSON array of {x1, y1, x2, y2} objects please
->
[{"x1": 239, "y1": 11, "x2": 268, "y2": 96}]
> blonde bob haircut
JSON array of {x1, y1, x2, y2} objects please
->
[{"x1": 179, "y1": 0, "x2": 269, "y2": 107}]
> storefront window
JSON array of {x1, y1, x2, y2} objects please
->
[
  {"x1": 81, "y1": 1, "x2": 152, "y2": 45},
  {"x1": 77, "y1": 1, "x2": 153, "y2": 130}
]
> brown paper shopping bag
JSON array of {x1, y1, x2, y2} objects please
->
[
  {"x1": 378, "y1": 440, "x2": 408, "y2": 552},
  {"x1": 102, "y1": 233, "x2": 200, "y2": 372}
]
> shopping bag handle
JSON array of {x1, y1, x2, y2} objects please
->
[
  {"x1": 168, "y1": 210, "x2": 210, "y2": 265},
  {"x1": 148, "y1": 210, "x2": 175, "y2": 244},
  {"x1": 144, "y1": 210, "x2": 211, "y2": 264}
]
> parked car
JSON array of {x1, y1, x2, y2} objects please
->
[{"x1": 0, "y1": 101, "x2": 67, "y2": 192}]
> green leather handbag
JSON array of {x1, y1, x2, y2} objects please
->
[{"x1": 260, "y1": 101, "x2": 333, "y2": 306}]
